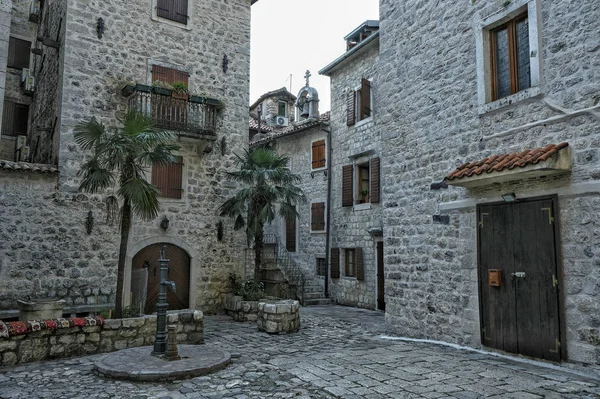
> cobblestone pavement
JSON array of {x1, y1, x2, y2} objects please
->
[{"x1": 1, "y1": 305, "x2": 599, "y2": 398}]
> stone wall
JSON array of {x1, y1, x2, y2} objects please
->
[
  {"x1": 377, "y1": 0, "x2": 600, "y2": 365},
  {"x1": 0, "y1": 0, "x2": 254, "y2": 314},
  {"x1": 327, "y1": 41, "x2": 380, "y2": 309},
  {"x1": 0, "y1": 310, "x2": 203, "y2": 366}
]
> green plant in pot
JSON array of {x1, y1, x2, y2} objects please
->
[
  {"x1": 152, "y1": 80, "x2": 173, "y2": 96},
  {"x1": 171, "y1": 81, "x2": 189, "y2": 100},
  {"x1": 360, "y1": 189, "x2": 370, "y2": 203}
]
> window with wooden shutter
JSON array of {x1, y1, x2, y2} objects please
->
[
  {"x1": 285, "y1": 216, "x2": 297, "y2": 252},
  {"x1": 357, "y1": 163, "x2": 370, "y2": 204},
  {"x1": 152, "y1": 156, "x2": 183, "y2": 199},
  {"x1": 490, "y1": 12, "x2": 530, "y2": 101},
  {"x1": 156, "y1": 0, "x2": 189, "y2": 25},
  {"x1": 359, "y1": 78, "x2": 371, "y2": 120},
  {"x1": 8, "y1": 37, "x2": 31, "y2": 69},
  {"x1": 355, "y1": 247, "x2": 364, "y2": 281},
  {"x1": 316, "y1": 258, "x2": 326, "y2": 276},
  {"x1": 151, "y1": 65, "x2": 189, "y2": 86},
  {"x1": 346, "y1": 91, "x2": 355, "y2": 126},
  {"x1": 370, "y1": 157, "x2": 380, "y2": 204},
  {"x1": 311, "y1": 202, "x2": 325, "y2": 232},
  {"x1": 345, "y1": 248, "x2": 356, "y2": 277},
  {"x1": 342, "y1": 165, "x2": 354, "y2": 207},
  {"x1": 1, "y1": 101, "x2": 29, "y2": 137},
  {"x1": 330, "y1": 248, "x2": 340, "y2": 279},
  {"x1": 311, "y1": 139, "x2": 326, "y2": 170}
]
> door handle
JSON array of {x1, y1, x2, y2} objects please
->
[{"x1": 511, "y1": 272, "x2": 526, "y2": 278}]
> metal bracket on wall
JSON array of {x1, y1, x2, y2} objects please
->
[
  {"x1": 552, "y1": 274, "x2": 559, "y2": 288},
  {"x1": 541, "y1": 207, "x2": 554, "y2": 224},
  {"x1": 478, "y1": 213, "x2": 489, "y2": 228},
  {"x1": 549, "y1": 338, "x2": 561, "y2": 353}
]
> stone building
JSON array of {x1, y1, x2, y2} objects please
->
[
  {"x1": 377, "y1": 0, "x2": 600, "y2": 365},
  {"x1": 249, "y1": 21, "x2": 382, "y2": 310},
  {"x1": 0, "y1": 0, "x2": 258, "y2": 317}
]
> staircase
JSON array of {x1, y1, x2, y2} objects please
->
[{"x1": 302, "y1": 278, "x2": 334, "y2": 306}]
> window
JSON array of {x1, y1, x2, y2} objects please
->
[
  {"x1": 152, "y1": 65, "x2": 189, "y2": 86},
  {"x1": 316, "y1": 257, "x2": 326, "y2": 276},
  {"x1": 345, "y1": 249, "x2": 356, "y2": 277},
  {"x1": 311, "y1": 202, "x2": 325, "y2": 232},
  {"x1": 8, "y1": 37, "x2": 31, "y2": 69},
  {"x1": 342, "y1": 157, "x2": 380, "y2": 207},
  {"x1": 277, "y1": 101, "x2": 287, "y2": 117},
  {"x1": 285, "y1": 216, "x2": 296, "y2": 252},
  {"x1": 1, "y1": 101, "x2": 29, "y2": 137},
  {"x1": 152, "y1": 156, "x2": 183, "y2": 199},
  {"x1": 156, "y1": 0, "x2": 189, "y2": 25},
  {"x1": 311, "y1": 139, "x2": 326, "y2": 170},
  {"x1": 346, "y1": 78, "x2": 371, "y2": 126},
  {"x1": 490, "y1": 13, "x2": 530, "y2": 101}
]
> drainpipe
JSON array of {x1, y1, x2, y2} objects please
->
[{"x1": 322, "y1": 124, "x2": 332, "y2": 298}]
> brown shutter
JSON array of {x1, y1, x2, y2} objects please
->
[
  {"x1": 312, "y1": 140, "x2": 325, "y2": 169},
  {"x1": 330, "y1": 248, "x2": 340, "y2": 278},
  {"x1": 152, "y1": 65, "x2": 189, "y2": 85},
  {"x1": 370, "y1": 157, "x2": 380, "y2": 204},
  {"x1": 346, "y1": 90, "x2": 355, "y2": 126},
  {"x1": 173, "y1": 0, "x2": 189, "y2": 24},
  {"x1": 311, "y1": 203, "x2": 317, "y2": 230},
  {"x1": 2, "y1": 101, "x2": 29, "y2": 137},
  {"x1": 286, "y1": 217, "x2": 296, "y2": 252},
  {"x1": 342, "y1": 165, "x2": 353, "y2": 207},
  {"x1": 156, "y1": 0, "x2": 171, "y2": 19},
  {"x1": 311, "y1": 202, "x2": 325, "y2": 231},
  {"x1": 152, "y1": 156, "x2": 183, "y2": 199},
  {"x1": 360, "y1": 78, "x2": 371, "y2": 120},
  {"x1": 8, "y1": 37, "x2": 31, "y2": 69},
  {"x1": 356, "y1": 247, "x2": 364, "y2": 281}
]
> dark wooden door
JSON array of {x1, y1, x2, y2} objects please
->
[
  {"x1": 132, "y1": 243, "x2": 190, "y2": 314},
  {"x1": 285, "y1": 217, "x2": 296, "y2": 252},
  {"x1": 478, "y1": 197, "x2": 562, "y2": 361},
  {"x1": 377, "y1": 242, "x2": 385, "y2": 311}
]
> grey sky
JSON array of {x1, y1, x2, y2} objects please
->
[{"x1": 250, "y1": 0, "x2": 379, "y2": 111}]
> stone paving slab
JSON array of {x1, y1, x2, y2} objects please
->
[{"x1": 0, "y1": 305, "x2": 599, "y2": 398}]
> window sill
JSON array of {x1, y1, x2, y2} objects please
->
[
  {"x1": 341, "y1": 276, "x2": 357, "y2": 281},
  {"x1": 311, "y1": 166, "x2": 327, "y2": 173},
  {"x1": 158, "y1": 196, "x2": 186, "y2": 203},
  {"x1": 310, "y1": 230, "x2": 326, "y2": 234},
  {"x1": 478, "y1": 86, "x2": 542, "y2": 115},
  {"x1": 353, "y1": 116, "x2": 373, "y2": 128},
  {"x1": 353, "y1": 203, "x2": 371, "y2": 211},
  {"x1": 151, "y1": 15, "x2": 192, "y2": 31}
]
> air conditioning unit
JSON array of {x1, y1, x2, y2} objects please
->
[
  {"x1": 29, "y1": 0, "x2": 41, "y2": 22},
  {"x1": 21, "y1": 68, "x2": 30, "y2": 84},
  {"x1": 274, "y1": 116, "x2": 289, "y2": 127},
  {"x1": 24, "y1": 75, "x2": 35, "y2": 95}
]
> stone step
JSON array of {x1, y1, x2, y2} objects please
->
[
  {"x1": 303, "y1": 285, "x2": 324, "y2": 293},
  {"x1": 302, "y1": 298, "x2": 335, "y2": 306},
  {"x1": 303, "y1": 291, "x2": 326, "y2": 300}
]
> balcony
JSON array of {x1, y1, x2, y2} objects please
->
[{"x1": 122, "y1": 84, "x2": 222, "y2": 140}]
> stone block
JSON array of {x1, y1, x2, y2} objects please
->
[
  {"x1": 103, "y1": 319, "x2": 122, "y2": 330},
  {"x1": 167, "y1": 313, "x2": 179, "y2": 323},
  {"x1": 114, "y1": 340, "x2": 127, "y2": 350},
  {"x1": 86, "y1": 333, "x2": 100, "y2": 343},
  {"x1": 0, "y1": 340, "x2": 17, "y2": 351},
  {"x1": 118, "y1": 329, "x2": 138, "y2": 338},
  {"x1": 121, "y1": 318, "x2": 144, "y2": 328},
  {"x1": 193, "y1": 310, "x2": 203, "y2": 322},
  {"x1": 1, "y1": 351, "x2": 17, "y2": 366}
]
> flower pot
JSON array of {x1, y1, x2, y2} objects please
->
[{"x1": 152, "y1": 86, "x2": 173, "y2": 96}]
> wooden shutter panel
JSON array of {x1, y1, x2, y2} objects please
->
[
  {"x1": 356, "y1": 247, "x2": 364, "y2": 281},
  {"x1": 330, "y1": 248, "x2": 340, "y2": 279},
  {"x1": 311, "y1": 203, "x2": 318, "y2": 230},
  {"x1": 360, "y1": 78, "x2": 371, "y2": 120},
  {"x1": 156, "y1": 0, "x2": 171, "y2": 19},
  {"x1": 173, "y1": 0, "x2": 189, "y2": 24},
  {"x1": 2, "y1": 101, "x2": 29, "y2": 137},
  {"x1": 370, "y1": 157, "x2": 380, "y2": 204},
  {"x1": 8, "y1": 37, "x2": 31, "y2": 69},
  {"x1": 342, "y1": 165, "x2": 353, "y2": 207},
  {"x1": 312, "y1": 140, "x2": 325, "y2": 169},
  {"x1": 346, "y1": 91, "x2": 355, "y2": 126},
  {"x1": 311, "y1": 202, "x2": 325, "y2": 231},
  {"x1": 286, "y1": 217, "x2": 296, "y2": 252},
  {"x1": 152, "y1": 156, "x2": 183, "y2": 199},
  {"x1": 152, "y1": 65, "x2": 189, "y2": 85}
]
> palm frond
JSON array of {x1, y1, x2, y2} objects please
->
[
  {"x1": 118, "y1": 177, "x2": 161, "y2": 221},
  {"x1": 74, "y1": 118, "x2": 106, "y2": 151},
  {"x1": 122, "y1": 112, "x2": 155, "y2": 137}
]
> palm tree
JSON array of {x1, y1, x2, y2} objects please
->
[
  {"x1": 74, "y1": 112, "x2": 179, "y2": 318},
  {"x1": 220, "y1": 148, "x2": 305, "y2": 283}
]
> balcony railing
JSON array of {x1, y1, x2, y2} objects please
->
[{"x1": 122, "y1": 84, "x2": 221, "y2": 137}]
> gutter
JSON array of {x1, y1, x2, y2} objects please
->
[{"x1": 322, "y1": 124, "x2": 332, "y2": 298}]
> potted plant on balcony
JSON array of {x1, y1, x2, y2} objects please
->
[
  {"x1": 360, "y1": 189, "x2": 369, "y2": 203},
  {"x1": 152, "y1": 80, "x2": 173, "y2": 97},
  {"x1": 171, "y1": 81, "x2": 189, "y2": 100}
]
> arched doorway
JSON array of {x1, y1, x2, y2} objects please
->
[{"x1": 131, "y1": 243, "x2": 190, "y2": 314}]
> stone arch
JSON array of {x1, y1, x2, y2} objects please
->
[{"x1": 123, "y1": 236, "x2": 199, "y2": 311}]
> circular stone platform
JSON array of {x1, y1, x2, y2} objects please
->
[{"x1": 94, "y1": 345, "x2": 230, "y2": 382}]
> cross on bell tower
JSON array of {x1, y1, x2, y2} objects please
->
[{"x1": 304, "y1": 70, "x2": 311, "y2": 87}]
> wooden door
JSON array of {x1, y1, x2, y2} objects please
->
[
  {"x1": 132, "y1": 243, "x2": 190, "y2": 314},
  {"x1": 478, "y1": 197, "x2": 562, "y2": 361},
  {"x1": 377, "y1": 242, "x2": 385, "y2": 311}
]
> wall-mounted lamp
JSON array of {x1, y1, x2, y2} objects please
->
[
  {"x1": 502, "y1": 193, "x2": 517, "y2": 202},
  {"x1": 97, "y1": 17, "x2": 105, "y2": 39},
  {"x1": 222, "y1": 54, "x2": 229, "y2": 73},
  {"x1": 217, "y1": 220, "x2": 224, "y2": 241},
  {"x1": 86, "y1": 210, "x2": 94, "y2": 234},
  {"x1": 160, "y1": 216, "x2": 170, "y2": 231}
]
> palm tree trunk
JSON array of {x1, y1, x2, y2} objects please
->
[
  {"x1": 254, "y1": 223, "x2": 264, "y2": 284},
  {"x1": 114, "y1": 199, "x2": 131, "y2": 319}
]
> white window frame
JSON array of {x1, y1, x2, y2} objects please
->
[
  {"x1": 309, "y1": 200, "x2": 327, "y2": 234},
  {"x1": 151, "y1": 0, "x2": 193, "y2": 30},
  {"x1": 475, "y1": 0, "x2": 543, "y2": 114},
  {"x1": 354, "y1": 78, "x2": 373, "y2": 127},
  {"x1": 277, "y1": 100, "x2": 288, "y2": 118},
  {"x1": 310, "y1": 137, "x2": 327, "y2": 172}
]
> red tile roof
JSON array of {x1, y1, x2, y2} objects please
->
[
  {"x1": 0, "y1": 160, "x2": 59, "y2": 174},
  {"x1": 249, "y1": 116, "x2": 273, "y2": 133},
  {"x1": 250, "y1": 111, "x2": 330, "y2": 146},
  {"x1": 447, "y1": 143, "x2": 569, "y2": 181}
]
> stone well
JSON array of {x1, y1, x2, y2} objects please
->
[{"x1": 257, "y1": 300, "x2": 300, "y2": 334}]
